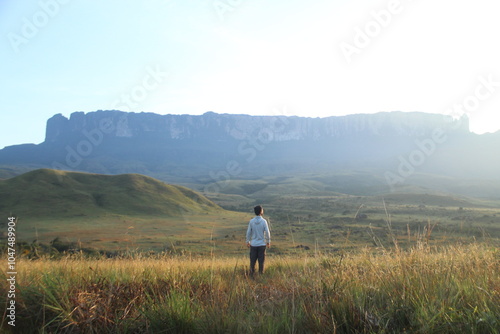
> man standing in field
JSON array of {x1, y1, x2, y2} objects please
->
[{"x1": 246, "y1": 205, "x2": 271, "y2": 276}]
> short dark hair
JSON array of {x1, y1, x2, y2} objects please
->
[{"x1": 254, "y1": 205, "x2": 263, "y2": 215}]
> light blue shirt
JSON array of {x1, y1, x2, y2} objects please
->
[{"x1": 246, "y1": 216, "x2": 271, "y2": 246}]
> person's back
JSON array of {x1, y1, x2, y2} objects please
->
[
  {"x1": 246, "y1": 205, "x2": 270, "y2": 276},
  {"x1": 247, "y1": 215, "x2": 269, "y2": 247}
]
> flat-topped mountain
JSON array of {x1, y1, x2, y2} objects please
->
[
  {"x1": 43, "y1": 110, "x2": 469, "y2": 143},
  {"x1": 0, "y1": 110, "x2": 498, "y2": 193}
]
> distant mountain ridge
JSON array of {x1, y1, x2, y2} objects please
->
[
  {"x1": 0, "y1": 110, "x2": 498, "y2": 193},
  {"x1": 43, "y1": 110, "x2": 469, "y2": 143}
]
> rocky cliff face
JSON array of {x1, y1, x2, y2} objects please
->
[
  {"x1": 2, "y1": 109, "x2": 488, "y2": 185},
  {"x1": 44, "y1": 110, "x2": 469, "y2": 144}
]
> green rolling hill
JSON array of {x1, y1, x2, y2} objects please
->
[
  {"x1": 0, "y1": 169, "x2": 220, "y2": 218},
  {"x1": 0, "y1": 169, "x2": 249, "y2": 252}
]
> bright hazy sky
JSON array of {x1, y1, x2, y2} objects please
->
[{"x1": 1, "y1": 0, "x2": 500, "y2": 149}]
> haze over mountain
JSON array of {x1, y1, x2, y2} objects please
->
[{"x1": 1, "y1": 110, "x2": 499, "y2": 197}]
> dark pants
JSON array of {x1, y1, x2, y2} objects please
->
[{"x1": 249, "y1": 245, "x2": 266, "y2": 275}]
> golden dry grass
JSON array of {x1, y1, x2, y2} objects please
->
[{"x1": 1, "y1": 243, "x2": 499, "y2": 333}]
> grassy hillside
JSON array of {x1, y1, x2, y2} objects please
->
[
  {"x1": 0, "y1": 169, "x2": 251, "y2": 252},
  {"x1": 2, "y1": 169, "x2": 499, "y2": 254},
  {"x1": 0, "y1": 165, "x2": 39, "y2": 180},
  {"x1": 0, "y1": 169, "x2": 220, "y2": 218}
]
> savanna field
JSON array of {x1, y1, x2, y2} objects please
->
[
  {"x1": 1, "y1": 243, "x2": 499, "y2": 333},
  {"x1": 1, "y1": 170, "x2": 500, "y2": 332}
]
